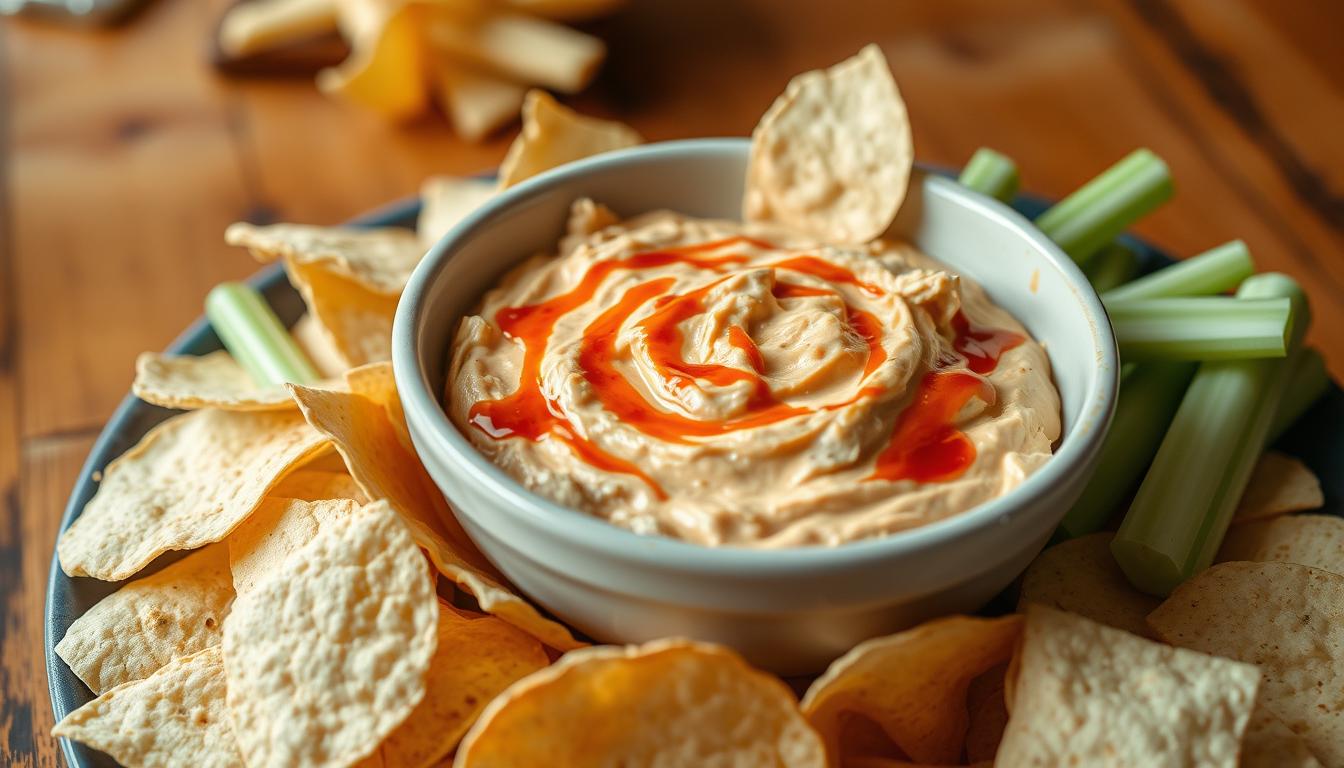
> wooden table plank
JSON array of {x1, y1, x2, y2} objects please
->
[
  {"x1": 2, "y1": 437, "x2": 92, "y2": 768},
  {"x1": 1096, "y1": 0, "x2": 1344, "y2": 375},
  {"x1": 8, "y1": 0, "x2": 258, "y2": 441}
]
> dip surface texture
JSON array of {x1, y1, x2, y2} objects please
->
[{"x1": 448, "y1": 204, "x2": 1060, "y2": 547}]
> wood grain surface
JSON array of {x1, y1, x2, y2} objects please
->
[{"x1": 3, "y1": 0, "x2": 1341, "y2": 763}]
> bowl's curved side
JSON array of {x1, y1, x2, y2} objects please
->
[
  {"x1": 44, "y1": 202, "x2": 421, "y2": 768},
  {"x1": 393, "y1": 140, "x2": 1118, "y2": 670}
]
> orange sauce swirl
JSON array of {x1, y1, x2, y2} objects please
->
[{"x1": 467, "y1": 235, "x2": 1025, "y2": 498}]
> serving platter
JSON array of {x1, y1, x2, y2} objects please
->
[{"x1": 45, "y1": 190, "x2": 1344, "y2": 768}]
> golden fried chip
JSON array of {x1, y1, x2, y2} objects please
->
[
  {"x1": 289, "y1": 366, "x2": 585, "y2": 650},
  {"x1": 558, "y1": 197, "x2": 620, "y2": 255},
  {"x1": 227, "y1": 222, "x2": 425, "y2": 366},
  {"x1": 317, "y1": 0, "x2": 427, "y2": 120},
  {"x1": 844, "y1": 761, "x2": 989, "y2": 768},
  {"x1": 1233, "y1": 451, "x2": 1324, "y2": 524},
  {"x1": 427, "y1": 12, "x2": 604, "y2": 95},
  {"x1": 1018, "y1": 533, "x2": 1161, "y2": 637},
  {"x1": 58, "y1": 408, "x2": 328, "y2": 581},
  {"x1": 964, "y1": 662, "x2": 1009, "y2": 764},
  {"x1": 1218, "y1": 514, "x2": 1344, "y2": 575},
  {"x1": 378, "y1": 603, "x2": 549, "y2": 767},
  {"x1": 292, "y1": 313, "x2": 351, "y2": 378},
  {"x1": 431, "y1": 63, "x2": 527, "y2": 144},
  {"x1": 1148, "y1": 561, "x2": 1344, "y2": 765},
  {"x1": 418, "y1": 175, "x2": 496, "y2": 247},
  {"x1": 497, "y1": 90, "x2": 641, "y2": 188},
  {"x1": 801, "y1": 615, "x2": 1022, "y2": 765},
  {"x1": 218, "y1": 0, "x2": 338, "y2": 58},
  {"x1": 1241, "y1": 704, "x2": 1323, "y2": 768},
  {"x1": 289, "y1": 366, "x2": 473, "y2": 555},
  {"x1": 56, "y1": 544, "x2": 233, "y2": 694},
  {"x1": 998, "y1": 606, "x2": 1259, "y2": 767},
  {"x1": 456, "y1": 639, "x2": 826, "y2": 766},
  {"x1": 226, "y1": 497, "x2": 359, "y2": 595},
  {"x1": 268, "y1": 468, "x2": 368, "y2": 503},
  {"x1": 223, "y1": 500, "x2": 438, "y2": 768},
  {"x1": 134, "y1": 351, "x2": 294, "y2": 411},
  {"x1": 745, "y1": 44, "x2": 912, "y2": 244},
  {"x1": 53, "y1": 646, "x2": 243, "y2": 768},
  {"x1": 225, "y1": 223, "x2": 424, "y2": 295}
]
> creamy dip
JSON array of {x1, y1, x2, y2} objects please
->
[{"x1": 447, "y1": 202, "x2": 1061, "y2": 547}]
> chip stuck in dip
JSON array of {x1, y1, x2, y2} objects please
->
[{"x1": 446, "y1": 46, "x2": 1061, "y2": 547}]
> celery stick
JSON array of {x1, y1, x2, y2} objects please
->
[
  {"x1": 958, "y1": 148, "x2": 1020, "y2": 203},
  {"x1": 1035, "y1": 149, "x2": 1174, "y2": 264},
  {"x1": 1057, "y1": 362, "x2": 1196, "y2": 539},
  {"x1": 1267, "y1": 346, "x2": 1330, "y2": 443},
  {"x1": 1110, "y1": 297, "x2": 1291, "y2": 361},
  {"x1": 1103, "y1": 240, "x2": 1253, "y2": 304},
  {"x1": 1112, "y1": 273, "x2": 1308, "y2": 596},
  {"x1": 1084, "y1": 243, "x2": 1139, "y2": 293},
  {"x1": 205, "y1": 282, "x2": 320, "y2": 387}
]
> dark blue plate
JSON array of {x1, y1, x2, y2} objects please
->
[{"x1": 46, "y1": 193, "x2": 1343, "y2": 768}]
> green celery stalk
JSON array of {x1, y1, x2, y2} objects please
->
[
  {"x1": 1084, "y1": 243, "x2": 1140, "y2": 293},
  {"x1": 1035, "y1": 149, "x2": 1174, "y2": 264},
  {"x1": 1267, "y1": 346, "x2": 1330, "y2": 444},
  {"x1": 1057, "y1": 362, "x2": 1196, "y2": 540},
  {"x1": 1112, "y1": 273, "x2": 1308, "y2": 596},
  {"x1": 1110, "y1": 297, "x2": 1291, "y2": 361},
  {"x1": 1103, "y1": 240, "x2": 1253, "y2": 304},
  {"x1": 958, "y1": 148, "x2": 1020, "y2": 203},
  {"x1": 205, "y1": 282, "x2": 320, "y2": 387}
]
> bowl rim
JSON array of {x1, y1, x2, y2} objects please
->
[{"x1": 392, "y1": 137, "x2": 1119, "y2": 576}]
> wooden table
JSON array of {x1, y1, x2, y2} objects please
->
[{"x1": 3, "y1": 0, "x2": 1341, "y2": 763}]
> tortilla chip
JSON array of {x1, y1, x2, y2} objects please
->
[
  {"x1": 745, "y1": 44, "x2": 912, "y2": 244},
  {"x1": 558, "y1": 197, "x2": 620, "y2": 255},
  {"x1": 295, "y1": 445, "x2": 356, "y2": 473},
  {"x1": 293, "y1": 312, "x2": 353, "y2": 378},
  {"x1": 225, "y1": 223, "x2": 424, "y2": 295},
  {"x1": 55, "y1": 543, "x2": 233, "y2": 695},
  {"x1": 1241, "y1": 704, "x2": 1323, "y2": 768},
  {"x1": 52, "y1": 647, "x2": 244, "y2": 768},
  {"x1": 801, "y1": 615, "x2": 1022, "y2": 765},
  {"x1": 417, "y1": 175, "x2": 496, "y2": 247},
  {"x1": 58, "y1": 408, "x2": 328, "y2": 581},
  {"x1": 218, "y1": 0, "x2": 338, "y2": 57},
  {"x1": 378, "y1": 603, "x2": 549, "y2": 767},
  {"x1": 964, "y1": 663, "x2": 1009, "y2": 763},
  {"x1": 1018, "y1": 532, "x2": 1161, "y2": 637},
  {"x1": 1218, "y1": 515, "x2": 1344, "y2": 576},
  {"x1": 1233, "y1": 451, "x2": 1324, "y2": 524},
  {"x1": 317, "y1": 0, "x2": 427, "y2": 120},
  {"x1": 226, "y1": 497, "x2": 360, "y2": 596},
  {"x1": 289, "y1": 366, "x2": 473, "y2": 557},
  {"x1": 431, "y1": 63, "x2": 527, "y2": 143},
  {"x1": 133, "y1": 351, "x2": 293, "y2": 411},
  {"x1": 998, "y1": 606, "x2": 1259, "y2": 767},
  {"x1": 268, "y1": 468, "x2": 368, "y2": 503},
  {"x1": 223, "y1": 499, "x2": 438, "y2": 768},
  {"x1": 1148, "y1": 561, "x2": 1344, "y2": 765},
  {"x1": 497, "y1": 90, "x2": 641, "y2": 188},
  {"x1": 289, "y1": 366, "x2": 585, "y2": 651},
  {"x1": 456, "y1": 639, "x2": 826, "y2": 766},
  {"x1": 226, "y1": 222, "x2": 424, "y2": 367}
]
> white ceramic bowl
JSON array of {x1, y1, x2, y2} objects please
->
[{"x1": 393, "y1": 138, "x2": 1119, "y2": 674}]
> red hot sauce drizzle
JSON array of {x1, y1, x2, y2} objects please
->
[{"x1": 467, "y1": 234, "x2": 1027, "y2": 497}]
